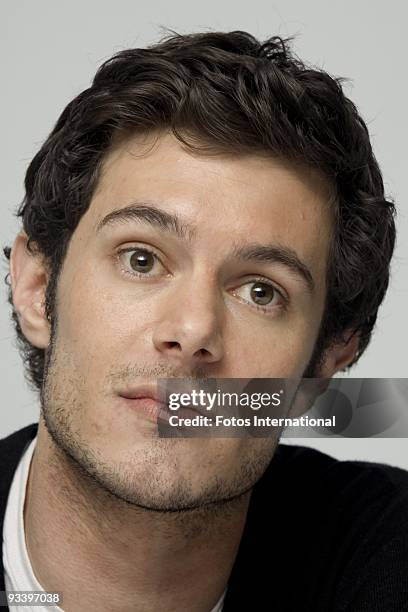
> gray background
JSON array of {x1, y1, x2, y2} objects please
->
[{"x1": 1, "y1": 1, "x2": 407, "y2": 465}]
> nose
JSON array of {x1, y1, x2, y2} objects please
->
[{"x1": 152, "y1": 276, "x2": 224, "y2": 369}]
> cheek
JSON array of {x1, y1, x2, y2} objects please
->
[
  {"x1": 56, "y1": 265, "x2": 156, "y2": 368},
  {"x1": 228, "y1": 313, "x2": 320, "y2": 378}
]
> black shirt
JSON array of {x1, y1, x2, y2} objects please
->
[{"x1": 1, "y1": 424, "x2": 408, "y2": 611}]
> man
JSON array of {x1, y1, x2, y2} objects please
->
[{"x1": 1, "y1": 30, "x2": 406, "y2": 611}]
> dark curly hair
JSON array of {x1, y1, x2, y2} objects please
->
[{"x1": 2, "y1": 30, "x2": 396, "y2": 393}]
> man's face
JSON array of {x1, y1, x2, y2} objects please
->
[{"x1": 39, "y1": 132, "x2": 331, "y2": 510}]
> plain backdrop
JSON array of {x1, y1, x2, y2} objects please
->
[{"x1": 1, "y1": 1, "x2": 407, "y2": 466}]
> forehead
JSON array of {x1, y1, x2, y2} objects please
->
[{"x1": 83, "y1": 132, "x2": 333, "y2": 283}]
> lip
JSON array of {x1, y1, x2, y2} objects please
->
[
  {"x1": 117, "y1": 383, "x2": 214, "y2": 422},
  {"x1": 118, "y1": 384, "x2": 164, "y2": 402},
  {"x1": 117, "y1": 384, "x2": 168, "y2": 423},
  {"x1": 118, "y1": 396, "x2": 171, "y2": 423}
]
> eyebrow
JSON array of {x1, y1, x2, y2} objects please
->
[
  {"x1": 231, "y1": 243, "x2": 315, "y2": 293},
  {"x1": 95, "y1": 202, "x2": 315, "y2": 293},
  {"x1": 95, "y1": 203, "x2": 196, "y2": 242}
]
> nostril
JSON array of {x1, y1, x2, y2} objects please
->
[{"x1": 165, "y1": 341, "x2": 181, "y2": 350}]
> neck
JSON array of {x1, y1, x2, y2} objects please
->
[{"x1": 24, "y1": 423, "x2": 251, "y2": 612}]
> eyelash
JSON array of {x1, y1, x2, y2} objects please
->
[
  {"x1": 115, "y1": 246, "x2": 288, "y2": 314},
  {"x1": 231, "y1": 279, "x2": 288, "y2": 314},
  {"x1": 116, "y1": 246, "x2": 167, "y2": 280}
]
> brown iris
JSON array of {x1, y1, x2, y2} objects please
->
[
  {"x1": 250, "y1": 282, "x2": 275, "y2": 305},
  {"x1": 129, "y1": 249, "x2": 155, "y2": 273}
]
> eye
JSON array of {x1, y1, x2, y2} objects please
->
[
  {"x1": 117, "y1": 247, "x2": 165, "y2": 278},
  {"x1": 232, "y1": 280, "x2": 286, "y2": 312}
]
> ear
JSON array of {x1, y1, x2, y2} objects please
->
[
  {"x1": 10, "y1": 231, "x2": 51, "y2": 349},
  {"x1": 317, "y1": 330, "x2": 360, "y2": 378}
]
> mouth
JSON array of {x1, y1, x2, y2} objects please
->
[
  {"x1": 118, "y1": 395, "x2": 171, "y2": 423},
  {"x1": 117, "y1": 385, "x2": 211, "y2": 424}
]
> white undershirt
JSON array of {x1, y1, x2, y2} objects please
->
[{"x1": 3, "y1": 437, "x2": 226, "y2": 612}]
